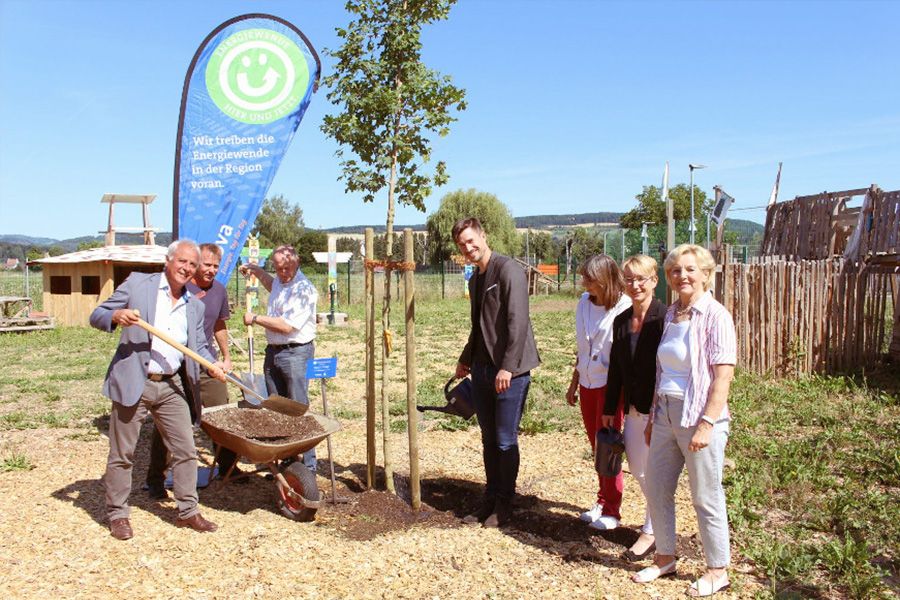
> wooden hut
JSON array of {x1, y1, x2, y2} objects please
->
[
  {"x1": 31, "y1": 245, "x2": 165, "y2": 326},
  {"x1": 27, "y1": 193, "x2": 167, "y2": 327}
]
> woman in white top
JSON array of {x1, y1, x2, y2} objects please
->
[
  {"x1": 632, "y1": 244, "x2": 737, "y2": 598},
  {"x1": 565, "y1": 254, "x2": 631, "y2": 530}
]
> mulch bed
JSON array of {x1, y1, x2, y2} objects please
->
[{"x1": 0, "y1": 422, "x2": 763, "y2": 599}]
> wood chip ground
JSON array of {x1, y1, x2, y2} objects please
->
[{"x1": 0, "y1": 417, "x2": 764, "y2": 599}]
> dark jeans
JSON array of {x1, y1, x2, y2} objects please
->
[
  {"x1": 265, "y1": 341, "x2": 317, "y2": 471},
  {"x1": 471, "y1": 363, "x2": 531, "y2": 503}
]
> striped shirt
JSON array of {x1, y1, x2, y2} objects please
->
[{"x1": 655, "y1": 291, "x2": 737, "y2": 427}]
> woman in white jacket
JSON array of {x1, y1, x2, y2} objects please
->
[{"x1": 565, "y1": 254, "x2": 631, "y2": 530}]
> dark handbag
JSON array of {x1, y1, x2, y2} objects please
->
[{"x1": 594, "y1": 427, "x2": 625, "y2": 477}]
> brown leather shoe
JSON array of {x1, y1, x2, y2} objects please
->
[
  {"x1": 175, "y1": 513, "x2": 218, "y2": 533},
  {"x1": 109, "y1": 518, "x2": 133, "y2": 540}
]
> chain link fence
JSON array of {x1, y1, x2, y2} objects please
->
[{"x1": 0, "y1": 266, "x2": 42, "y2": 310}]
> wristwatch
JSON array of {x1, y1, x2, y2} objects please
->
[{"x1": 700, "y1": 415, "x2": 716, "y2": 426}]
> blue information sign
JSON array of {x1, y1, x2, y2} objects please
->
[{"x1": 305, "y1": 357, "x2": 337, "y2": 379}]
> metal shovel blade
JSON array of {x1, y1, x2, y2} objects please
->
[
  {"x1": 259, "y1": 394, "x2": 308, "y2": 416},
  {"x1": 238, "y1": 372, "x2": 269, "y2": 404},
  {"x1": 227, "y1": 372, "x2": 308, "y2": 417}
]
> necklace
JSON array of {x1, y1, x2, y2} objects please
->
[{"x1": 674, "y1": 301, "x2": 693, "y2": 318}]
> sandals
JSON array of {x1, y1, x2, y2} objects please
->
[
  {"x1": 632, "y1": 559, "x2": 677, "y2": 583},
  {"x1": 622, "y1": 541, "x2": 656, "y2": 562},
  {"x1": 687, "y1": 572, "x2": 730, "y2": 597}
]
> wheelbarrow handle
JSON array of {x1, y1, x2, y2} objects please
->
[{"x1": 131, "y1": 312, "x2": 267, "y2": 405}]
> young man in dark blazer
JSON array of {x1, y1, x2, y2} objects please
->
[{"x1": 453, "y1": 217, "x2": 540, "y2": 528}]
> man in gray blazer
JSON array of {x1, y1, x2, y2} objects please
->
[
  {"x1": 90, "y1": 239, "x2": 225, "y2": 540},
  {"x1": 454, "y1": 217, "x2": 540, "y2": 528}
]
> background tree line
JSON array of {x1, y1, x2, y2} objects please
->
[{"x1": 251, "y1": 183, "x2": 762, "y2": 272}]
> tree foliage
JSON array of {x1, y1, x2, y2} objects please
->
[
  {"x1": 294, "y1": 229, "x2": 328, "y2": 268},
  {"x1": 425, "y1": 188, "x2": 518, "y2": 263},
  {"x1": 335, "y1": 236, "x2": 362, "y2": 259},
  {"x1": 253, "y1": 194, "x2": 305, "y2": 248},
  {"x1": 321, "y1": 0, "x2": 466, "y2": 495},
  {"x1": 570, "y1": 227, "x2": 605, "y2": 264},
  {"x1": 321, "y1": 0, "x2": 466, "y2": 214},
  {"x1": 522, "y1": 230, "x2": 555, "y2": 263},
  {"x1": 77, "y1": 240, "x2": 104, "y2": 251},
  {"x1": 373, "y1": 231, "x2": 427, "y2": 263},
  {"x1": 620, "y1": 183, "x2": 711, "y2": 230}
]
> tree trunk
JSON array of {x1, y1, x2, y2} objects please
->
[{"x1": 380, "y1": 147, "x2": 398, "y2": 494}]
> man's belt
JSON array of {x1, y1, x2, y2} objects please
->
[
  {"x1": 268, "y1": 341, "x2": 311, "y2": 350},
  {"x1": 147, "y1": 373, "x2": 176, "y2": 382}
]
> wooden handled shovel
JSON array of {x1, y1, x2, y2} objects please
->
[{"x1": 131, "y1": 311, "x2": 307, "y2": 417}]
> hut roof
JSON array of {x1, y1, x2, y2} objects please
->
[{"x1": 30, "y1": 245, "x2": 166, "y2": 265}]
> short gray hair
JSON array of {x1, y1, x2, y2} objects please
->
[
  {"x1": 272, "y1": 244, "x2": 299, "y2": 262},
  {"x1": 166, "y1": 239, "x2": 200, "y2": 260}
]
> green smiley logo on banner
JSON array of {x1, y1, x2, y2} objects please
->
[{"x1": 206, "y1": 29, "x2": 310, "y2": 124}]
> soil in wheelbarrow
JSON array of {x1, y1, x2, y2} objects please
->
[{"x1": 204, "y1": 407, "x2": 325, "y2": 443}]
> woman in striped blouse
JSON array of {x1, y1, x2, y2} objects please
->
[{"x1": 632, "y1": 244, "x2": 737, "y2": 598}]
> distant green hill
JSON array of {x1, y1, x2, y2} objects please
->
[{"x1": 1, "y1": 214, "x2": 763, "y2": 257}]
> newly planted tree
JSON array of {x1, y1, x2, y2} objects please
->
[{"x1": 322, "y1": 0, "x2": 466, "y2": 492}]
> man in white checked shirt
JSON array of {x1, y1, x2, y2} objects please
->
[{"x1": 240, "y1": 244, "x2": 318, "y2": 471}]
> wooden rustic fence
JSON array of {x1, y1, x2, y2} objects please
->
[
  {"x1": 729, "y1": 184, "x2": 900, "y2": 375},
  {"x1": 716, "y1": 257, "x2": 895, "y2": 375}
]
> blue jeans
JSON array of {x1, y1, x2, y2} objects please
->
[
  {"x1": 265, "y1": 342, "x2": 316, "y2": 471},
  {"x1": 471, "y1": 363, "x2": 531, "y2": 502}
]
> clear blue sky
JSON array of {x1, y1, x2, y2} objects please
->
[{"x1": 1, "y1": 0, "x2": 898, "y2": 240}]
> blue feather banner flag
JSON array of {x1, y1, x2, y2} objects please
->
[{"x1": 173, "y1": 14, "x2": 320, "y2": 283}]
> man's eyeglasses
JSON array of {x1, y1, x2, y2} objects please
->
[{"x1": 625, "y1": 276, "x2": 653, "y2": 286}]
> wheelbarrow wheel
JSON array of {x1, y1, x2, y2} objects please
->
[{"x1": 277, "y1": 462, "x2": 320, "y2": 522}]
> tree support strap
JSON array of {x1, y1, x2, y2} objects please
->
[{"x1": 364, "y1": 259, "x2": 416, "y2": 272}]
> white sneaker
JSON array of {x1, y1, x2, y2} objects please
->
[
  {"x1": 579, "y1": 503, "x2": 603, "y2": 522},
  {"x1": 588, "y1": 515, "x2": 620, "y2": 530}
]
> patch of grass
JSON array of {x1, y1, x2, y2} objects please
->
[
  {"x1": 819, "y1": 536, "x2": 889, "y2": 600},
  {"x1": 1, "y1": 451, "x2": 34, "y2": 472},
  {"x1": 726, "y1": 368, "x2": 900, "y2": 598},
  {"x1": 432, "y1": 415, "x2": 473, "y2": 432},
  {"x1": 0, "y1": 410, "x2": 77, "y2": 430},
  {"x1": 330, "y1": 406, "x2": 363, "y2": 420}
]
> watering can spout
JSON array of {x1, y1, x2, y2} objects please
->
[{"x1": 416, "y1": 376, "x2": 475, "y2": 420}]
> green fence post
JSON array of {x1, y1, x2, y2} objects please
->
[{"x1": 557, "y1": 255, "x2": 561, "y2": 292}]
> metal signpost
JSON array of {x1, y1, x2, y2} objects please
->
[{"x1": 304, "y1": 357, "x2": 346, "y2": 503}]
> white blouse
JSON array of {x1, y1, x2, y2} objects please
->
[
  {"x1": 575, "y1": 293, "x2": 631, "y2": 389},
  {"x1": 657, "y1": 319, "x2": 691, "y2": 398}
]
